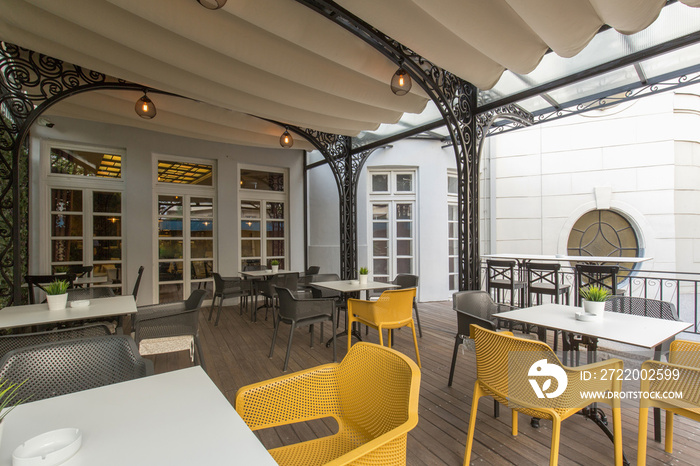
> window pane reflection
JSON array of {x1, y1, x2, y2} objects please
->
[
  {"x1": 52, "y1": 189, "x2": 82, "y2": 212},
  {"x1": 241, "y1": 240, "x2": 261, "y2": 257},
  {"x1": 373, "y1": 223, "x2": 388, "y2": 238},
  {"x1": 158, "y1": 196, "x2": 183, "y2": 217},
  {"x1": 267, "y1": 240, "x2": 285, "y2": 256},
  {"x1": 396, "y1": 222, "x2": 412, "y2": 238},
  {"x1": 191, "y1": 261, "x2": 213, "y2": 279},
  {"x1": 52, "y1": 240, "x2": 83, "y2": 262},
  {"x1": 240, "y1": 170, "x2": 284, "y2": 191},
  {"x1": 396, "y1": 174, "x2": 413, "y2": 192},
  {"x1": 191, "y1": 240, "x2": 213, "y2": 258},
  {"x1": 52, "y1": 215, "x2": 82, "y2": 237},
  {"x1": 94, "y1": 216, "x2": 121, "y2": 237},
  {"x1": 241, "y1": 221, "x2": 260, "y2": 238},
  {"x1": 372, "y1": 174, "x2": 388, "y2": 192},
  {"x1": 397, "y1": 258, "x2": 412, "y2": 274},
  {"x1": 241, "y1": 201, "x2": 260, "y2": 219},
  {"x1": 159, "y1": 262, "x2": 183, "y2": 282},
  {"x1": 159, "y1": 240, "x2": 183, "y2": 259},
  {"x1": 93, "y1": 192, "x2": 121, "y2": 213},
  {"x1": 267, "y1": 202, "x2": 284, "y2": 219},
  {"x1": 267, "y1": 221, "x2": 285, "y2": 238},
  {"x1": 93, "y1": 240, "x2": 122, "y2": 261},
  {"x1": 373, "y1": 204, "x2": 388, "y2": 220},
  {"x1": 397, "y1": 240, "x2": 411, "y2": 256},
  {"x1": 373, "y1": 240, "x2": 388, "y2": 256},
  {"x1": 373, "y1": 259, "x2": 388, "y2": 275},
  {"x1": 191, "y1": 219, "x2": 213, "y2": 238}
]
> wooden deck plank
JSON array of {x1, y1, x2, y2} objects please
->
[{"x1": 146, "y1": 299, "x2": 700, "y2": 465}]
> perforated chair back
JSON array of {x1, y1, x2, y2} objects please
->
[
  {"x1": 371, "y1": 288, "x2": 416, "y2": 323},
  {"x1": 305, "y1": 266, "x2": 320, "y2": 275},
  {"x1": 575, "y1": 264, "x2": 619, "y2": 304},
  {"x1": 453, "y1": 290, "x2": 500, "y2": 336},
  {"x1": 132, "y1": 265, "x2": 145, "y2": 299},
  {"x1": 605, "y1": 296, "x2": 678, "y2": 320},
  {"x1": 394, "y1": 274, "x2": 419, "y2": 289},
  {"x1": 0, "y1": 324, "x2": 112, "y2": 360},
  {"x1": 24, "y1": 274, "x2": 77, "y2": 304},
  {"x1": 0, "y1": 335, "x2": 153, "y2": 402}
]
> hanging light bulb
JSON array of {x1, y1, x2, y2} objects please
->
[
  {"x1": 135, "y1": 91, "x2": 156, "y2": 119},
  {"x1": 197, "y1": 0, "x2": 227, "y2": 9},
  {"x1": 390, "y1": 62, "x2": 412, "y2": 96},
  {"x1": 280, "y1": 127, "x2": 293, "y2": 148}
]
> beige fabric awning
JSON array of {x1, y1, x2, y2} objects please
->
[{"x1": 0, "y1": 0, "x2": 697, "y2": 149}]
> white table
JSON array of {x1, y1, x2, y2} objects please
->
[
  {"x1": 312, "y1": 280, "x2": 399, "y2": 345},
  {"x1": 0, "y1": 366, "x2": 277, "y2": 465},
  {"x1": 0, "y1": 295, "x2": 136, "y2": 329},
  {"x1": 496, "y1": 303, "x2": 691, "y2": 446},
  {"x1": 482, "y1": 253, "x2": 653, "y2": 264},
  {"x1": 495, "y1": 304, "x2": 690, "y2": 350},
  {"x1": 240, "y1": 269, "x2": 292, "y2": 278}
]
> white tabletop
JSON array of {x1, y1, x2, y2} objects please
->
[
  {"x1": 0, "y1": 295, "x2": 136, "y2": 329},
  {"x1": 482, "y1": 253, "x2": 652, "y2": 264},
  {"x1": 496, "y1": 304, "x2": 691, "y2": 349},
  {"x1": 240, "y1": 269, "x2": 292, "y2": 277},
  {"x1": 312, "y1": 280, "x2": 399, "y2": 293},
  {"x1": 74, "y1": 275, "x2": 109, "y2": 285},
  {"x1": 0, "y1": 366, "x2": 276, "y2": 465}
]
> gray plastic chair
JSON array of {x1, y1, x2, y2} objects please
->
[
  {"x1": 310, "y1": 274, "x2": 346, "y2": 326},
  {"x1": 605, "y1": 296, "x2": 679, "y2": 355},
  {"x1": 134, "y1": 290, "x2": 207, "y2": 370},
  {"x1": 271, "y1": 287, "x2": 336, "y2": 371},
  {"x1": 0, "y1": 324, "x2": 112, "y2": 360},
  {"x1": 258, "y1": 273, "x2": 300, "y2": 321},
  {"x1": 393, "y1": 274, "x2": 422, "y2": 337},
  {"x1": 0, "y1": 335, "x2": 153, "y2": 402},
  {"x1": 209, "y1": 273, "x2": 247, "y2": 326}
]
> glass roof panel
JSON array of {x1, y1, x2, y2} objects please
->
[
  {"x1": 639, "y1": 42, "x2": 700, "y2": 81},
  {"x1": 355, "y1": 100, "x2": 442, "y2": 145}
]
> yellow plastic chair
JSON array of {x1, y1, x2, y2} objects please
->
[
  {"x1": 235, "y1": 342, "x2": 421, "y2": 466},
  {"x1": 637, "y1": 339, "x2": 700, "y2": 465},
  {"x1": 465, "y1": 325, "x2": 623, "y2": 466},
  {"x1": 347, "y1": 288, "x2": 420, "y2": 367}
]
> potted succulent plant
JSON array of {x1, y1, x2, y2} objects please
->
[
  {"x1": 270, "y1": 260, "x2": 280, "y2": 274},
  {"x1": 45, "y1": 279, "x2": 70, "y2": 311},
  {"x1": 579, "y1": 285, "x2": 610, "y2": 319},
  {"x1": 358, "y1": 267, "x2": 369, "y2": 285}
]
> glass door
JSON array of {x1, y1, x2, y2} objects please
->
[{"x1": 157, "y1": 195, "x2": 214, "y2": 302}]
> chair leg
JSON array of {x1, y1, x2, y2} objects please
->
[
  {"x1": 549, "y1": 419, "x2": 561, "y2": 466},
  {"x1": 463, "y1": 383, "x2": 483, "y2": 466},
  {"x1": 208, "y1": 295, "x2": 218, "y2": 321},
  {"x1": 309, "y1": 324, "x2": 314, "y2": 348},
  {"x1": 413, "y1": 300, "x2": 422, "y2": 338},
  {"x1": 665, "y1": 409, "x2": 674, "y2": 453},
  {"x1": 448, "y1": 336, "x2": 462, "y2": 386},
  {"x1": 410, "y1": 322, "x2": 421, "y2": 368},
  {"x1": 637, "y1": 407, "x2": 649, "y2": 466},
  {"x1": 613, "y1": 404, "x2": 623, "y2": 466},
  {"x1": 269, "y1": 315, "x2": 280, "y2": 358},
  {"x1": 194, "y1": 335, "x2": 206, "y2": 372},
  {"x1": 284, "y1": 323, "x2": 295, "y2": 371},
  {"x1": 214, "y1": 295, "x2": 224, "y2": 326}
]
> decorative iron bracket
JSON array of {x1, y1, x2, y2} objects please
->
[
  {"x1": 296, "y1": 0, "x2": 480, "y2": 289},
  {"x1": 0, "y1": 42, "x2": 161, "y2": 305}
]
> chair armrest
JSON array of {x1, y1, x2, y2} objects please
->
[
  {"x1": 640, "y1": 359, "x2": 700, "y2": 403},
  {"x1": 235, "y1": 363, "x2": 340, "y2": 430},
  {"x1": 347, "y1": 299, "x2": 378, "y2": 322},
  {"x1": 135, "y1": 302, "x2": 187, "y2": 322}
]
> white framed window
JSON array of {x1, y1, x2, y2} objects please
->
[
  {"x1": 448, "y1": 172, "x2": 458, "y2": 291},
  {"x1": 154, "y1": 155, "x2": 216, "y2": 303},
  {"x1": 42, "y1": 141, "x2": 126, "y2": 295},
  {"x1": 239, "y1": 166, "x2": 288, "y2": 270},
  {"x1": 369, "y1": 168, "x2": 417, "y2": 282}
]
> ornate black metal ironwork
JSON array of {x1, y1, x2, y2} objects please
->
[
  {"x1": 292, "y1": 127, "x2": 377, "y2": 279},
  {"x1": 0, "y1": 42, "x2": 155, "y2": 305},
  {"x1": 296, "y1": 0, "x2": 480, "y2": 290}
]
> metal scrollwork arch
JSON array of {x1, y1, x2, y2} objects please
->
[{"x1": 0, "y1": 42, "x2": 163, "y2": 305}]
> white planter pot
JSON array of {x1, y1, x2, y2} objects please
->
[
  {"x1": 359, "y1": 274, "x2": 368, "y2": 285},
  {"x1": 46, "y1": 293, "x2": 68, "y2": 311},
  {"x1": 271, "y1": 265, "x2": 279, "y2": 273},
  {"x1": 582, "y1": 300, "x2": 605, "y2": 319}
]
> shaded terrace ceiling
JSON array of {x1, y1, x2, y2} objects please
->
[{"x1": 1, "y1": 0, "x2": 700, "y2": 150}]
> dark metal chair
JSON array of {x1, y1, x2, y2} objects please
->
[
  {"x1": 486, "y1": 259, "x2": 526, "y2": 307},
  {"x1": 209, "y1": 273, "x2": 248, "y2": 326},
  {"x1": 575, "y1": 264, "x2": 619, "y2": 304},
  {"x1": 526, "y1": 262, "x2": 570, "y2": 351},
  {"x1": 270, "y1": 287, "x2": 337, "y2": 371},
  {"x1": 310, "y1": 274, "x2": 346, "y2": 327},
  {"x1": 134, "y1": 289, "x2": 207, "y2": 370},
  {"x1": 393, "y1": 274, "x2": 422, "y2": 338},
  {"x1": 0, "y1": 324, "x2": 112, "y2": 360},
  {"x1": 24, "y1": 273, "x2": 77, "y2": 304},
  {"x1": 0, "y1": 335, "x2": 153, "y2": 402}
]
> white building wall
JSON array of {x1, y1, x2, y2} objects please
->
[
  {"x1": 29, "y1": 116, "x2": 305, "y2": 305},
  {"x1": 486, "y1": 88, "x2": 700, "y2": 275}
]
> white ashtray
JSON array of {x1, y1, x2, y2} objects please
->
[
  {"x1": 70, "y1": 300, "x2": 90, "y2": 308},
  {"x1": 13, "y1": 428, "x2": 82, "y2": 466},
  {"x1": 349, "y1": 280, "x2": 359, "y2": 285},
  {"x1": 575, "y1": 312, "x2": 598, "y2": 322}
]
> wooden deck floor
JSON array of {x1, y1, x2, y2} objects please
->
[{"x1": 148, "y1": 300, "x2": 699, "y2": 465}]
